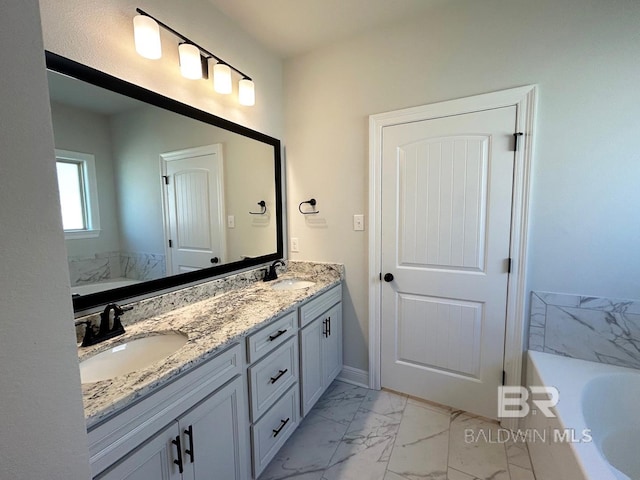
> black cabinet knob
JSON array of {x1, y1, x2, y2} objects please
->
[
  {"x1": 383, "y1": 273, "x2": 394, "y2": 282},
  {"x1": 210, "y1": 257, "x2": 219, "y2": 264}
]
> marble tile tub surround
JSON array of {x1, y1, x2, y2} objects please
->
[
  {"x1": 77, "y1": 260, "x2": 343, "y2": 427},
  {"x1": 529, "y1": 291, "x2": 640, "y2": 369},
  {"x1": 260, "y1": 381, "x2": 535, "y2": 480},
  {"x1": 68, "y1": 251, "x2": 166, "y2": 286},
  {"x1": 119, "y1": 252, "x2": 166, "y2": 281},
  {"x1": 68, "y1": 251, "x2": 122, "y2": 286}
]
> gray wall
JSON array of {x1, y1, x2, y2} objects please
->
[
  {"x1": 284, "y1": 0, "x2": 640, "y2": 372},
  {"x1": 0, "y1": 0, "x2": 91, "y2": 477}
]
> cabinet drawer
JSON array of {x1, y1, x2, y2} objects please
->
[
  {"x1": 251, "y1": 385, "x2": 299, "y2": 478},
  {"x1": 246, "y1": 310, "x2": 296, "y2": 364},
  {"x1": 248, "y1": 337, "x2": 298, "y2": 421},
  {"x1": 299, "y1": 284, "x2": 342, "y2": 328}
]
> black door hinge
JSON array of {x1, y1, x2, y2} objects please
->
[
  {"x1": 379, "y1": 272, "x2": 382, "y2": 281},
  {"x1": 502, "y1": 370, "x2": 506, "y2": 386},
  {"x1": 507, "y1": 258, "x2": 512, "y2": 274},
  {"x1": 162, "y1": 175, "x2": 169, "y2": 185},
  {"x1": 168, "y1": 239, "x2": 173, "y2": 248},
  {"x1": 513, "y1": 132, "x2": 523, "y2": 152}
]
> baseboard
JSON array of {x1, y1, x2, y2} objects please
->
[{"x1": 336, "y1": 365, "x2": 369, "y2": 389}]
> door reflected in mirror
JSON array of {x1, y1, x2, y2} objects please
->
[{"x1": 46, "y1": 53, "x2": 282, "y2": 311}]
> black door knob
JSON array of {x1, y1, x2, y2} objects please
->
[
  {"x1": 210, "y1": 257, "x2": 219, "y2": 264},
  {"x1": 383, "y1": 273, "x2": 394, "y2": 282}
]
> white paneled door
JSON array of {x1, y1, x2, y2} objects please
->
[
  {"x1": 161, "y1": 145, "x2": 225, "y2": 275},
  {"x1": 381, "y1": 107, "x2": 516, "y2": 419}
]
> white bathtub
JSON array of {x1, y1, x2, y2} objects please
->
[
  {"x1": 71, "y1": 278, "x2": 141, "y2": 296},
  {"x1": 526, "y1": 351, "x2": 640, "y2": 480}
]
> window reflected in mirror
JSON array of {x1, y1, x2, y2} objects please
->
[{"x1": 56, "y1": 149, "x2": 101, "y2": 238}]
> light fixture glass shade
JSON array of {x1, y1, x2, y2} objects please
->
[
  {"x1": 239, "y1": 78, "x2": 255, "y2": 106},
  {"x1": 133, "y1": 15, "x2": 162, "y2": 59},
  {"x1": 178, "y1": 43, "x2": 203, "y2": 80},
  {"x1": 214, "y1": 63, "x2": 232, "y2": 94}
]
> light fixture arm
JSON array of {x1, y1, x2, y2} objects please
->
[{"x1": 135, "y1": 8, "x2": 252, "y2": 81}]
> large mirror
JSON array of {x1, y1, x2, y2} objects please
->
[{"x1": 46, "y1": 52, "x2": 283, "y2": 313}]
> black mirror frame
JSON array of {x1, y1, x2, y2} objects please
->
[{"x1": 45, "y1": 52, "x2": 284, "y2": 313}]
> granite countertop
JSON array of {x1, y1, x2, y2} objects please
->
[{"x1": 79, "y1": 262, "x2": 343, "y2": 428}]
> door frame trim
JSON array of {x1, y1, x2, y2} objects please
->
[
  {"x1": 368, "y1": 85, "x2": 537, "y2": 428},
  {"x1": 160, "y1": 143, "x2": 227, "y2": 275}
]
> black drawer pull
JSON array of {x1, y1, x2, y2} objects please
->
[
  {"x1": 268, "y1": 329, "x2": 287, "y2": 341},
  {"x1": 270, "y1": 368, "x2": 288, "y2": 384},
  {"x1": 172, "y1": 435, "x2": 184, "y2": 474},
  {"x1": 184, "y1": 425, "x2": 195, "y2": 463},
  {"x1": 272, "y1": 417, "x2": 290, "y2": 437},
  {"x1": 322, "y1": 318, "x2": 327, "y2": 337},
  {"x1": 327, "y1": 316, "x2": 331, "y2": 336}
]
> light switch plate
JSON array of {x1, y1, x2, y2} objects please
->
[
  {"x1": 353, "y1": 214, "x2": 365, "y2": 231},
  {"x1": 291, "y1": 237, "x2": 299, "y2": 252},
  {"x1": 227, "y1": 215, "x2": 235, "y2": 228}
]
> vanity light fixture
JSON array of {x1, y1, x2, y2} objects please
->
[
  {"x1": 133, "y1": 8, "x2": 255, "y2": 105},
  {"x1": 133, "y1": 14, "x2": 162, "y2": 59},
  {"x1": 178, "y1": 43, "x2": 204, "y2": 80},
  {"x1": 213, "y1": 63, "x2": 232, "y2": 94},
  {"x1": 239, "y1": 78, "x2": 256, "y2": 106}
]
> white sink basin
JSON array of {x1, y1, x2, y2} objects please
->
[
  {"x1": 79, "y1": 332, "x2": 188, "y2": 384},
  {"x1": 271, "y1": 278, "x2": 316, "y2": 290}
]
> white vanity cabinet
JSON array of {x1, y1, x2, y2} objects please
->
[
  {"x1": 299, "y1": 285, "x2": 343, "y2": 417},
  {"x1": 96, "y1": 376, "x2": 247, "y2": 480},
  {"x1": 245, "y1": 284, "x2": 343, "y2": 477},
  {"x1": 87, "y1": 280, "x2": 344, "y2": 480},
  {"x1": 90, "y1": 344, "x2": 249, "y2": 480}
]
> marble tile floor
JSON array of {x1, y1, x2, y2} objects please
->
[{"x1": 260, "y1": 381, "x2": 536, "y2": 480}]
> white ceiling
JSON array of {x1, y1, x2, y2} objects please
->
[{"x1": 206, "y1": 0, "x2": 447, "y2": 58}]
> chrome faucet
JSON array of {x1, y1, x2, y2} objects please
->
[{"x1": 263, "y1": 260, "x2": 285, "y2": 282}]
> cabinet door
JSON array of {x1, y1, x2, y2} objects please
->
[
  {"x1": 300, "y1": 317, "x2": 324, "y2": 417},
  {"x1": 322, "y1": 303, "x2": 343, "y2": 387},
  {"x1": 96, "y1": 423, "x2": 181, "y2": 480},
  {"x1": 179, "y1": 376, "x2": 249, "y2": 480}
]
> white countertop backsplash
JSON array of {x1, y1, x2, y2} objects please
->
[{"x1": 77, "y1": 261, "x2": 344, "y2": 428}]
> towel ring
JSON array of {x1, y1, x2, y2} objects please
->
[
  {"x1": 249, "y1": 200, "x2": 267, "y2": 215},
  {"x1": 299, "y1": 198, "x2": 319, "y2": 215}
]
